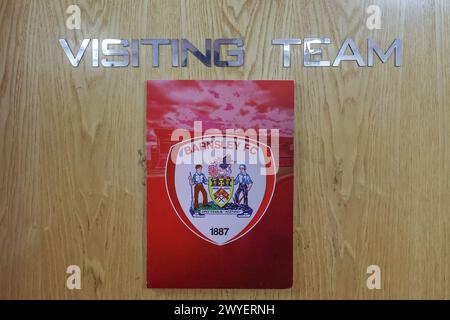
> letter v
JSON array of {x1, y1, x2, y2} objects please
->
[{"x1": 59, "y1": 39, "x2": 90, "y2": 67}]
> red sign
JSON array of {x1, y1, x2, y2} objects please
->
[{"x1": 147, "y1": 80, "x2": 294, "y2": 288}]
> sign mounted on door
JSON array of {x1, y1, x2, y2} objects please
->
[{"x1": 59, "y1": 37, "x2": 402, "y2": 68}]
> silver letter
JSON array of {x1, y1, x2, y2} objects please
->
[
  {"x1": 141, "y1": 39, "x2": 170, "y2": 67},
  {"x1": 304, "y1": 38, "x2": 331, "y2": 67},
  {"x1": 92, "y1": 39, "x2": 99, "y2": 67},
  {"x1": 59, "y1": 38, "x2": 90, "y2": 67},
  {"x1": 101, "y1": 39, "x2": 129, "y2": 67},
  {"x1": 333, "y1": 38, "x2": 365, "y2": 67},
  {"x1": 171, "y1": 39, "x2": 179, "y2": 67},
  {"x1": 181, "y1": 39, "x2": 212, "y2": 67},
  {"x1": 272, "y1": 39, "x2": 302, "y2": 67},
  {"x1": 213, "y1": 39, "x2": 244, "y2": 67},
  {"x1": 131, "y1": 39, "x2": 139, "y2": 67},
  {"x1": 368, "y1": 38, "x2": 401, "y2": 67}
]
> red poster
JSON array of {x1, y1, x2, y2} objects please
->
[{"x1": 146, "y1": 80, "x2": 294, "y2": 288}]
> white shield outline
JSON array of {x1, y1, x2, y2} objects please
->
[{"x1": 164, "y1": 135, "x2": 277, "y2": 246}]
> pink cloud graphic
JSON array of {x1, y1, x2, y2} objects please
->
[{"x1": 147, "y1": 80, "x2": 294, "y2": 137}]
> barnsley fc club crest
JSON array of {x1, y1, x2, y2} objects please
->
[{"x1": 165, "y1": 135, "x2": 276, "y2": 245}]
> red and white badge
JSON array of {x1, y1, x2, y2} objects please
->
[{"x1": 165, "y1": 135, "x2": 276, "y2": 246}]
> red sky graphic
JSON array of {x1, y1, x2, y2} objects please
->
[{"x1": 147, "y1": 80, "x2": 294, "y2": 137}]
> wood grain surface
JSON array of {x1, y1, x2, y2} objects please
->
[{"x1": 0, "y1": 0, "x2": 449, "y2": 299}]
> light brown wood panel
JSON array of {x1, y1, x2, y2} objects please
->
[{"x1": 0, "y1": 0, "x2": 449, "y2": 299}]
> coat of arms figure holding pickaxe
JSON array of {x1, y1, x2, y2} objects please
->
[{"x1": 234, "y1": 164, "x2": 253, "y2": 207}]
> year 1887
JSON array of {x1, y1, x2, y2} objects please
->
[{"x1": 210, "y1": 228, "x2": 229, "y2": 236}]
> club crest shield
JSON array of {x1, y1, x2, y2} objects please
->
[
  {"x1": 165, "y1": 135, "x2": 276, "y2": 245},
  {"x1": 208, "y1": 176, "x2": 234, "y2": 208}
]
